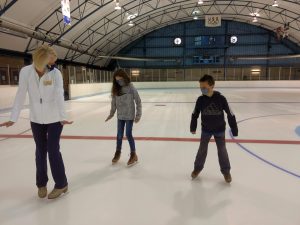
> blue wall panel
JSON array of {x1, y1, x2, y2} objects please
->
[{"x1": 115, "y1": 20, "x2": 300, "y2": 68}]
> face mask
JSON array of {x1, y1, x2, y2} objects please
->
[
  {"x1": 47, "y1": 64, "x2": 56, "y2": 71},
  {"x1": 117, "y1": 80, "x2": 125, "y2": 86},
  {"x1": 201, "y1": 88, "x2": 209, "y2": 95}
]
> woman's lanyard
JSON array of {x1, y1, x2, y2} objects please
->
[{"x1": 34, "y1": 70, "x2": 45, "y2": 104}]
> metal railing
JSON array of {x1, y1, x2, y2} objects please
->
[{"x1": 1, "y1": 65, "x2": 299, "y2": 85}]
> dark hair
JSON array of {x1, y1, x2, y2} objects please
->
[
  {"x1": 199, "y1": 74, "x2": 215, "y2": 86},
  {"x1": 111, "y1": 69, "x2": 131, "y2": 96}
]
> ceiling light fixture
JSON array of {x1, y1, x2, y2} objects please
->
[
  {"x1": 127, "y1": 13, "x2": 138, "y2": 20},
  {"x1": 272, "y1": 0, "x2": 279, "y2": 7},
  {"x1": 114, "y1": 0, "x2": 121, "y2": 10},
  {"x1": 128, "y1": 21, "x2": 135, "y2": 26}
]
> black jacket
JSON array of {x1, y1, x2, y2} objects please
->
[{"x1": 190, "y1": 91, "x2": 238, "y2": 136}]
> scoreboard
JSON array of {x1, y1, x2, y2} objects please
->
[{"x1": 194, "y1": 36, "x2": 224, "y2": 47}]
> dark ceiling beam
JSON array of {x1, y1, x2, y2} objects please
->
[{"x1": 0, "y1": 0, "x2": 18, "y2": 16}]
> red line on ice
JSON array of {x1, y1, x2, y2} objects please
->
[{"x1": 0, "y1": 134, "x2": 299, "y2": 145}]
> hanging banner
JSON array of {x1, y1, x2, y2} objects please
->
[
  {"x1": 205, "y1": 15, "x2": 221, "y2": 27},
  {"x1": 61, "y1": 0, "x2": 71, "y2": 25}
]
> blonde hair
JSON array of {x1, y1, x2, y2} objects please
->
[
  {"x1": 32, "y1": 45, "x2": 52, "y2": 70},
  {"x1": 48, "y1": 46, "x2": 58, "y2": 58}
]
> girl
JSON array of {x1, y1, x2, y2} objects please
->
[
  {"x1": 0, "y1": 45, "x2": 73, "y2": 199},
  {"x1": 105, "y1": 69, "x2": 142, "y2": 166}
]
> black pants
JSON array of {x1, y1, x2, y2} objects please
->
[
  {"x1": 194, "y1": 131, "x2": 231, "y2": 174},
  {"x1": 31, "y1": 122, "x2": 68, "y2": 189}
]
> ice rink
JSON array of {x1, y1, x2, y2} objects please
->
[{"x1": 1, "y1": 86, "x2": 300, "y2": 225}]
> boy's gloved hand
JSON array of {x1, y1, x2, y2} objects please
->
[
  {"x1": 191, "y1": 131, "x2": 196, "y2": 135},
  {"x1": 231, "y1": 129, "x2": 238, "y2": 137}
]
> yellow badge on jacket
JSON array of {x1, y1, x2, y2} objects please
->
[{"x1": 43, "y1": 80, "x2": 53, "y2": 86}]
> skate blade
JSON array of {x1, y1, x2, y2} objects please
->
[{"x1": 127, "y1": 161, "x2": 138, "y2": 167}]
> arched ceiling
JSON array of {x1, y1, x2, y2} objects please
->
[{"x1": 1, "y1": 0, "x2": 300, "y2": 67}]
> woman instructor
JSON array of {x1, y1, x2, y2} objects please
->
[{"x1": 0, "y1": 45, "x2": 72, "y2": 199}]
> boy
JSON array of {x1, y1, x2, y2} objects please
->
[{"x1": 190, "y1": 75, "x2": 238, "y2": 183}]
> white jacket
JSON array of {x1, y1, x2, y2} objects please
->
[{"x1": 10, "y1": 64, "x2": 66, "y2": 124}]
